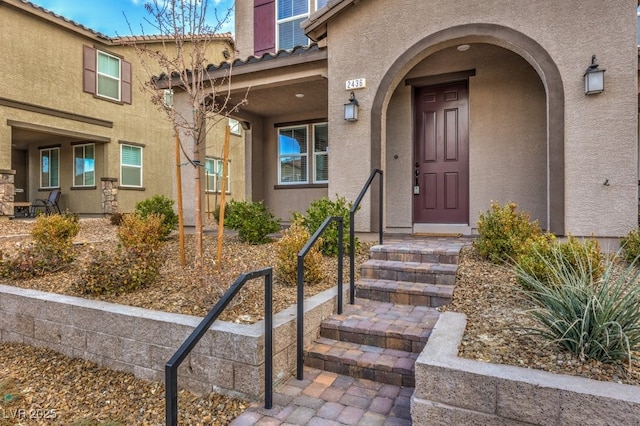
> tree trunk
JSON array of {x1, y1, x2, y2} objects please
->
[{"x1": 216, "y1": 125, "x2": 231, "y2": 272}]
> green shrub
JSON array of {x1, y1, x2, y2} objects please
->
[
  {"x1": 76, "y1": 249, "x2": 160, "y2": 296},
  {"x1": 224, "y1": 200, "x2": 281, "y2": 244},
  {"x1": 473, "y1": 201, "x2": 541, "y2": 263},
  {"x1": 117, "y1": 213, "x2": 165, "y2": 255},
  {"x1": 275, "y1": 221, "x2": 325, "y2": 287},
  {"x1": 516, "y1": 248, "x2": 640, "y2": 365},
  {"x1": 293, "y1": 195, "x2": 358, "y2": 256},
  {"x1": 134, "y1": 194, "x2": 178, "y2": 238},
  {"x1": 620, "y1": 228, "x2": 640, "y2": 264},
  {"x1": 517, "y1": 235, "x2": 604, "y2": 290},
  {"x1": 0, "y1": 214, "x2": 80, "y2": 279},
  {"x1": 75, "y1": 214, "x2": 165, "y2": 295}
]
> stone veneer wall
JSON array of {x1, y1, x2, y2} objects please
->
[
  {"x1": 412, "y1": 312, "x2": 640, "y2": 425},
  {"x1": 101, "y1": 178, "x2": 118, "y2": 214},
  {"x1": 0, "y1": 169, "x2": 16, "y2": 216},
  {"x1": 0, "y1": 284, "x2": 343, "y2": 399}
]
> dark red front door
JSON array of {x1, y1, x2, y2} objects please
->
[{"x1": 413, "y1": 82, "x2": 469, "y2": 224}]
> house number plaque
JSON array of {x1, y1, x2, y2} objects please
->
[{"x1": 345, "y1": 78, "x2": 366, "y2": 90}]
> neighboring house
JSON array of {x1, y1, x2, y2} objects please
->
[
  {"x1": 0, "y1": 0, "x2": 242, "y2": 222},
  {"x1": 204, "y1": 0, "x2": 637, "y2": 239}
]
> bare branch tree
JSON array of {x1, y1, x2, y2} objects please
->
[{"x1": 124, "y1": 0, "x2": 246, "y2": 272}]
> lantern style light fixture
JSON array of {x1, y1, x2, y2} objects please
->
[
  {"x1": 584, "y1": 55, "x2": 605, "y2": 95},
  {"x1": 344, "y1": 91, "x2": 359, "y2": 122}
]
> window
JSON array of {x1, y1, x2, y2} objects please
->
[
  {"x1": 83, "y1": 45, "x2": 132, "y2": 104},
  {"x1": 279, "y1": 126, "x2": 308, "y2": 183},
  {"x1": 121, "y1": 144, "x2": 142, "y2": 187},
  {"x1": 316, "y1": 0, "x2": 328, "y2": 8},
  {"x1": 73, "y1": 144, "x2": 95, "y2": 187},
  {"x1": 40, "y1": 148, "x2": 59, "y2": 188},
  {"x1": 278, "y1": 122, "x2": 328, "y2": 185},
  {"x1": 313, "y1": 124, "x2": 328, "y2": 183},
  {"x1": 205, "y1": 158, "x2": 230, "y2": 193},
  {"x1": 277, "y1": 0, "x2": 309, "y2": 50},
  {"x1": 97, "y1": 51, "x2": 121, "y2": 100},
  {"x1": 229, "y1": 118, "x2": 241, "y2": 136}
]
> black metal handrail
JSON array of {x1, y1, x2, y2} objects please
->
[
  {"x1": 296, "y1": 216, "x2": 343, "y2": 380},
  {"x1": 349, "y1": 169, "x2": 383, "y2": 304},
  {"x1": 165, "y1": 267, "x2": 274, "y2": 426}
]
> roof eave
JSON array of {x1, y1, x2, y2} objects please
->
[
  {"x1": 1, "y1": 0, "x2": 111, "y2": 43},
  {"x1": 302, "y1": 0, "x2": 360, "y2": 42}
]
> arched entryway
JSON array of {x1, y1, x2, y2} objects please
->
[{"x1": 371, "y1": 24, "x2": 564, "y2": 235}]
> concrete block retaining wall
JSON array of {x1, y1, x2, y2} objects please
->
[
  {"x1": 0, "y1": 284, "x2": 343, "y2": 399},
  {"x1": 412, "y1": 312, "x2": 640, "y2": 425}
]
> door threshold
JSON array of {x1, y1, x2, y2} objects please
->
[{"x1": 413, "y1": 223, "x2": 472, "y2": 236}]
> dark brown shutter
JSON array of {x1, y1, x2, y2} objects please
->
[
  {"x1": 121, "y1": 59, "x2": 132, "y2": 104},
  {"x1": 254, "y1": 0, "x2": 275, "y2": 56},
  {"x1": 83, "y1": 45, "x2": 96, "y2": 94}
]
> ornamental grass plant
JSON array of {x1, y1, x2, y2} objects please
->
[{"x1": 515, "y1": 244, "x2": 640, "y2": 366}]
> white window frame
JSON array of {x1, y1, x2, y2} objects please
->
[
  {"x1": 73, "y1": 143, "x2": 96, "y2": 187},
  {"x1": 97, "y1": 50, "x2": 121, "y2": 101},
  {"x1": 205, "y1": 157, "x2": 230, "y2": 193},
  {"x1": 120, "y1": 144, "x2": 143, "y2": 187},
  {"x1": 278, "y1": 122, "x2": 329, "y2": 185},
  {"x1": 40, "y1": 147, "x2": 60, "y2": 189},
  {"x1": 313, "y1": 123, "x2": 328, "y2": 183},
  {"x1": 229, "y1": 118, "x2": 241, "y2": 136},
  {"x1": 276, "y1": 0, "x2": 310, "y2": 50},
  {"x1": 278, "y1": 125, "x2": 309, "y2": 184}
]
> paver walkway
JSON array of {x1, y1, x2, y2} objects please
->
[
  {"x1": 231, "y1": 238, "x2": 469, "y2": 425},
  {"x1": 230, "y1": 366, "x2": 412, "y2": 425}
]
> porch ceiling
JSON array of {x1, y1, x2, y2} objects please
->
[
  {"x1": 10, "y1": 121, "x2": 110, "y2": 150},
  {"x1": 223, "y1": 76, "x2": 327, "y2": 118}
]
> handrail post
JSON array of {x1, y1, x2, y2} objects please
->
[
  {"x1": 165, "y1": 268, "x2": 273, "y2": 425},
  {"x1": 348, "y1": 169, "x2": 383, "y2": 306},
  {"x1": 295, "y1": 216, "x2": 343, "y2": 380},
  {"x1": 349, "y1": 209, "x2": 355, "y2": 305},
  {"x1": 264, "y1": 271, "x2": 273, "y2": 409},
  {"x1": 296, "y1": 253, "x2": 304, "y2": 380},
  {"x1": 379, "y1": 169, "x2": 384, "y2": 245},
  {"x1": 165, "y1": 364, "x2": 178, "y2": 425},
  {"x1": 337, "y1": 217, "x2": 343, "y2": 315}
]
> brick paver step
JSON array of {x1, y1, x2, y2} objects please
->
[
  {"x1": 305, "y1": 337, "x2": 418, "y2": 387},
  {"x1": 320, "y1": 298, "x2": 439, "y2": 353},
  {"x1": 355, "y1": 278, "x2": 454, "y2": 307},
  {"x1": 360, "y1": 258, "x2": 457, "y2": 285},
  {"x1": 369, "y1": 240, "x2": 465, "y2": 264}
]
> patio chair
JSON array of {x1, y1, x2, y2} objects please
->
[{"x1": 30, "y1": 189, "x2": 62, "y2": 216}]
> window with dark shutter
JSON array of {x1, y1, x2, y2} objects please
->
[
  {"x1": 83, "y1": 45, "x2": 97, "y2": 94},
  {"x1": 254, "y1": 0, "x2": 275, "y2": 56},
  {"x1": 121, "y1": 60, "x2": 132, "y2": 104},
  {"x1": 82, "y1": 45, "x2": 132, "y2": 104}
]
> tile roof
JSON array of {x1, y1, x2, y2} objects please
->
[
  {"x1": 9, "y1": 0, "x2": 232, "y2": 45},
  {"x1": 11, "y1": 0, "x2": 110, "y2": 40},
  {"x1": 206, "y1": 43, "x2": 322, "y2": 72}
]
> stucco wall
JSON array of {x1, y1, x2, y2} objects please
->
[
  {"x1": 322, "y1": 0, "x2": 638, "y2": 237},
  {"x1": 1, "y1": 2, "x2": 236, "y2": 216}
]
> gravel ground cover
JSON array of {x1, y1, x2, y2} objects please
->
[
  {"x1": 1, "y1": 218, "x2": 638, "y2": 425},
  {"x1": 443, "y1": 246, "x2": 640, "y2": 387}
]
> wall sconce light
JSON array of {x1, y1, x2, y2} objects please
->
[
  {"x1": 584, "y1": 55, "x2": 605, "y2": 95},
  {"x1": 344, "y1": 91, "x2": 359, "y2": 122}
]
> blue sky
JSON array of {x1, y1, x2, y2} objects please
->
[{"x1": 28, "y1": 0, "x2": 235, "y2": 37}]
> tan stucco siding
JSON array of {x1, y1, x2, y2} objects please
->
[
  {"x1": 2, "y1": 3, "x2": 235, "y2": 215},
  {"x1": 322, "y1": 0, "x2": 637, "y2": 237}
]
